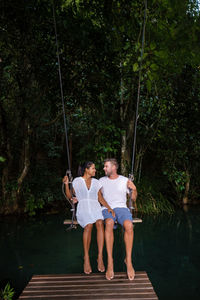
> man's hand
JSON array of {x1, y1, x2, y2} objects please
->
[
  {"x1": 127, "y1": 180, "x2": 136, "y2": 190},
  {"x1": 127, "y1": 180, "x2": 137, "y2": 202},
  {"x1": 108, "y1": 208, "x2": 115, "y2": 218}
]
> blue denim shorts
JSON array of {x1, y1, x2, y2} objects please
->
[{"x1": 102, "y1": 207, "x2": 132, "y2": 227}]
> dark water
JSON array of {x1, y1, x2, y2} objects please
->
[{"x1": 0, "y1": 207, "x2": 200, "y2": 299}]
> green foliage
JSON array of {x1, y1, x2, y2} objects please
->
[
  {"x1": 23, "y1": 164, "x2": 61, "y2": 216},
  {"x1": 24, "y1": 190, "x2": 45, "y2": 216},
  {"x1": 1, "y1": 0, "x2": 200, "y2": 215},
  {"x1": 0, "y1": 282, "x2": 14, "y2": 300},
  {"x1": 163, "y1": 169, "x2": 188, "y2": 198},
  {"x1": 137, "y1": 179, "x2": 174, "y2": 214}
]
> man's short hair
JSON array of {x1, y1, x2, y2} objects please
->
[{"x1": 104, "y1": 158, "x2": 119, "y2": 170}]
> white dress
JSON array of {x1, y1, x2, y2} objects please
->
[{"x1": 72, "y1": 177, "x2": 104, "y2": 228}]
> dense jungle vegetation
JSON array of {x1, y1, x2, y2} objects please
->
[{"x1": 1, "y1": 0, "x2": 200, "y2": 216}]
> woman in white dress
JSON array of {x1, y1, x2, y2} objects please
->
[{"x1": 63, "y1": 161, "x2": 115, "y2": 274}]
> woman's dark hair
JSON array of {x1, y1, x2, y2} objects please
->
[{"x1": 77, "y1": 161, "x2": 94, "y2": 176}]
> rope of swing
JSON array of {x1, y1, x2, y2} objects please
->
[
  {"x1": 129, "y1": 0, "x2": 147, "y2": 211},
  {"x1": 52, "y1": 1, "x2": 76, "y2": 229},
  {"x1": 130, "y1": 0, "x2": 147, "y2": 178}
]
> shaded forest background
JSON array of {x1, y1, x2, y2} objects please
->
[{"x1": 1, "y1": 0, "x2": 200, "y2": 216}]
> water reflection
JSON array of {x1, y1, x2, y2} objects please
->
[
  {"x1": 134, "y1": 207, "x2": 200, "y2": 300},
  {"x1": 0, "y1": 207, "x2": 200, "y2": 299}
]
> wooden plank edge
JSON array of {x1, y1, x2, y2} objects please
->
[
  {"x1": 18, "y1": 294, "x2": 158, "y2": 300},
  {"x1": 33, "y1": 271, "x2": 148, "y2": 278},
  {"x1": 32, "y1": 271, "x2": 148, "y2": 279},
  {"x1": 63, "y1": 218, "x2": 142, "y2": 225}
]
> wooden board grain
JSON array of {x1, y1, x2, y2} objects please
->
[{"x1": 18, "y1": 272, "x2": 158, "y2": 300}]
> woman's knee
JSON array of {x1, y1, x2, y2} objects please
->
[
  {"x1": 84, "y1": 224, "x2": 93, "y2": 232},
  {"x1": 96, "y1": 219, "x2": 104, "y2": 229}
]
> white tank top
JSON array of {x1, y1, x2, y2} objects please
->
[{"x1": 99, "y1": 175, "x2": 129, "y2": 209}]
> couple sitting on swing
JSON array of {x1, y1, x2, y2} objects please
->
[{"x1": 63, "y1": 158, "x2": 137, "y2": 281}]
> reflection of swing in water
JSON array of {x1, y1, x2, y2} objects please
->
[{"x1": 53, "y1": 1, "x2": 146, "y2": 228}]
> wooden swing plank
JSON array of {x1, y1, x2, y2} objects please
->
[
  {"x1": 63, "y1": 218, "x2": 142, "y2": 225},
  {"x1": 18, "y1": 271, "x2": 158, "y2": 299}
]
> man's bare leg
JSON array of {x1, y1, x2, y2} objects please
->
[
  {"x1": 83, "y1": 224, "x2": 93, "y2": 274},
  {"x1": 105, "y1": 218, "x2": 114, "y2": 280},
  {"x1": 123, "y1": 220, "x2": 135, "y2": 280},
  {"x1": 96, "y1": 220, "x2": 105, "y2": 272}
]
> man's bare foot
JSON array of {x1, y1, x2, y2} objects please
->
[
  {"x1": 106, "y1": 261, "x2": 114, "y2": 280},
  {"x1": 84, "y1": 256, "x2": 92, "y2": 274},
  {"x1": 124, "y1": 259, "x2": 135, "y2": 281},
  {"x1": 97, "y1": 256, "x2": 105, "y2": 272}
]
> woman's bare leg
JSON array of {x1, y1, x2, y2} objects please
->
[
  {"x1": 83, "y1": 223, "x2": 93, "y2": 274},
  {"x1": 96, "y1": 219, "x2": 105, "y2": 272}
]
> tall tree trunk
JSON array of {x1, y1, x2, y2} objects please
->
[
  {"x1": 120, "y1": 63, "x2": 126, "y2": 174},
  {"x1": 121, "y1": 131, "x2": 127, "y2": 175},
  {"x1": 183, "y1": 169, "x2": 190, "y2": 205},
  {"x1": 120, "y1": 63, "x2": 133, "y2": 175},
  {"x1": 0, "y1": 102, "x2": 13, "y2": 207},
  {"x1": 17, "y1": 120, "x2": 30, "y2": 200}
]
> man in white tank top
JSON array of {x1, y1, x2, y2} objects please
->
[{"x1": 99, "y1": 158, "x2": 137, "y2": 281}]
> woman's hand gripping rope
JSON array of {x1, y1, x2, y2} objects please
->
[{"x1": 63, "y1": 176, "x2": 78, "y2": 203}]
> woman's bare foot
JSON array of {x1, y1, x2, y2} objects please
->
[
  {"x1": 84, "y1": 256, "x2": 92, "y2": 274},
  {"x1": 106, "y1": 260, "x2": 114, "y2": 280},
  {"x1": 124, "y1": 259, "x2": 135, "y2": 281},
  {"x1": 97, "y1": 256, "x2": 105, "y2": 272}
]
